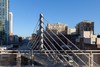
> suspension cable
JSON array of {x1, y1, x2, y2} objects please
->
[
  {"x1": 44, "y1": 29, "x2": 79, "y2": 66},
  {"x1": 44, "y1": 35, "x2": 63, "y2": 62},
  {"x1": 43, "y1": 32, "x2": 72, "y2": 65},
  {"x1": 32, "y1": 37, "x2": 41, "y2": 50},
  {"x1": 43, "y1": 18, "x2": 89, "y2": 66},
  {"x1": 43, "y1": 41, "x2": 56, "y2": 61},
  {"x1": 27, "y1": 19, "x2": 40, "y2": 49}
]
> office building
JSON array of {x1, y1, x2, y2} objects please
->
[{"x1": 0, "y1": 0, "x2": 9, "y2": 44}]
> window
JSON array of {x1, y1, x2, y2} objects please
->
[
  {"x1": 0, "y1": 3, "x2": 1, "y2": 6},
  {"x1": 92, "y1": 41, "x2": 95, "y2": 44},
  {"x1": 0, "y1": 8, "x2": 1, "y2": 15},
  {"x1": 3, "y1": 8, "x2": 4, "y2": 15}
]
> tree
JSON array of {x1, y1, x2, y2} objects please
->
[{"x1": 18, "y1": 37, "x2": 23, "y2": 42}]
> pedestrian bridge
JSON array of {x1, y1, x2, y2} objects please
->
[{"x1": 0, "y1": 14, "x2": 100, "y2": 67}]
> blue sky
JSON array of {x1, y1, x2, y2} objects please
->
[{"x1": 10, "y1": 0, "x2": 100, "y2": 37}]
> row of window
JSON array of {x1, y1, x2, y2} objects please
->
[
  {"x1": 0, "y1": 0, "x2": 8, "y2": 15},
  {"x1": 0, "y1": 0, "x2": 6, "y2": 6},
  {"x1": 0, "y1": 8, "x2": 7, "y2": 15}
]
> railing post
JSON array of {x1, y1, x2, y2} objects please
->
[
  {"x1": 32, "y1": 50, "x2": 34, "y2": 67},
  {"x1": 28, "y1": 51, "x2": 32, "y2": 67},
  {"x1": 90, "y1": 51, "x2": 93, "y2": 67},
  {"x1": 17, "y1": 51, "x2": 21, "y2": 67}
]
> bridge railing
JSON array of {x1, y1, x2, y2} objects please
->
[{"x1": 0, "y1": 50, "x2": 100, "y2": 67}]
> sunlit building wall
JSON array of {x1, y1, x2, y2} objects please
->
[
  {"x1": 9, "y1": 12, "x2": 13, "y2": 35},
  {"x1": 46, "y1": 23, "x2": 67, "y2": 35}
]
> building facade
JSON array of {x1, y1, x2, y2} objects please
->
[
  {"x1": 75, "y1": 20, "x2": 100, "y2": 49},
  {"x1": 9, "y1": 12, "x2": 13, "y2": 35},
  {"x1": 0, "y1": 0, "x2": 9, "y2": 44},
  {"x1": 76, "y1": 20, "x2": 94, "y2": 36},
  {"x1": 67, "y1": 28, "x2": 76, "y2": 35}
]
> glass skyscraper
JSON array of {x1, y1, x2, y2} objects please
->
[{"x1": 0, "y1": 0, "x2": 9, "y2": 44}]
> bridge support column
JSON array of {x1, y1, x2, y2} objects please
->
[{"x1": 17, "y1": 51, "x2": 21, "y2": 67}]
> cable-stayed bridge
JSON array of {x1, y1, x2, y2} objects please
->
[
  {"x1": 0, "y1": 14, "x2": 100, "y2": 67},
  {"x1": 26, "y1": 14, "x2": 100, "y2": 67}
]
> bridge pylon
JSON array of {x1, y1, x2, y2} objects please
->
[{"x1": 39, "y1": 13, "x2": 44, "y2": 50}]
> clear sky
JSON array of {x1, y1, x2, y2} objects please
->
[{"x1": 10, "y1": 0, "x2": 100, "y2": 37}]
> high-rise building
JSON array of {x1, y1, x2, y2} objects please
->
[
  {"x1": 9, "y1": 12, "x2": 13, "y2": 35},
  {"x1": 0, "y1": 0, "x2": 9, "y2": 44}
]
